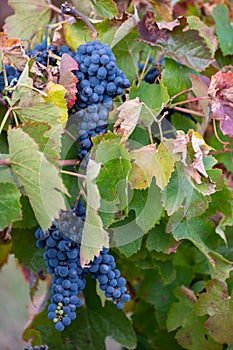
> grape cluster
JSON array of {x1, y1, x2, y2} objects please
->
[
  {"x1": 35, "y1": 202, "x2": 87, "y2": 332},
  {"x1": 89, "y1": 248, "x2": 131, "y2": 309},
  {"x1": 28, "y1": 38, "x2": 75, "y2": 66},
  {"x1": 0, "y1": 64, "x2": 21, "y2": 93},
  {"x1": 73, "y1": 40, "x2": 130, "y2": 110},
  {"x1": 74, "y1": 98, "x2": 113, "y2": 160},
  {"x1": 36, "y1": 200, "x2": 131, "y2": 331}
]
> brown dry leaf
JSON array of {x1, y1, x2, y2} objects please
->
[
  {"x1": 208, "y1": 71, "x2": 233, "y2": 137},
  {"x1": 173, "y1": 130, "x2": 215, "y2": 193},
  {"x1": 0, "y1": 36, "x2": 28, "y2": 71},
  {"x1": 148, "y1": 0, "x2": 173, "y2": 22},
  {"x1": 114, "y1": 98, "x2": 143, "y2": 141}
]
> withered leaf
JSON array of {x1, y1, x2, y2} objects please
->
[
  {"x1": 59, "y1": 53, "x2": 78, "y2": 110},
  {"x1": 208, "y1": 70, "x2": 233, "y2": 137},
  {"x1": 114, "y1": 98, "x2": 143, "y2": 141}
]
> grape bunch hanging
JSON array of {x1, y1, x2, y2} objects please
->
[{"x1": 34, "y1": 25, "x2": 131, "y2": 331}]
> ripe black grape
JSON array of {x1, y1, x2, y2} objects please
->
[
  {"x1": 28, "y1": 38, "x2": 75, "y2": 67},
  {"x1": 0, "y1": 64, "x2": 21, "y2": 93},
  {"x1": 89, "y1": 248, "x2": 131, "y2": 309},
  {"x1": 73, "y1": 40, "x2": 130, "y2": 110}
]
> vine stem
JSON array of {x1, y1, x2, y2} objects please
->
[
  {"x1": 171, "y1": 96, "x2": 209, "y2": 108},
  {"x1": 0, "y1": 159, "x2": 10, "y2": 166},
  {"x1": 0, "y1": 107, "x2": 12, "y2": 135},
  {"x1": 16, "y1": 84, "x2": 48, "y2": 96},
  {"x1": 61, "y1": 2, "x2": 98, "y2": 38},
  {"x1": 138, "y1": 48, "x2": 153, "y2": 86},
  {"x1": 212, "y1": 118, "x2": 230, "y2": 146},
  {"x1": 173, "y1": 106, "x2": 205, "y2": 118},
  {"x1": 210, "y1": 148, "x2": 233, "y2": 155},
  {"x1": 170, "y1": 88, "x2": 193, "y2": 101},
  {"x1": 61, "y1": 170, "x2": 86, "y2": 179},
  {"x1": 142, "y1": 103, "x2": 164, "y2": 141},
  {"x1": 58, "y1": 159, "x2": 80, "y2": 166}
]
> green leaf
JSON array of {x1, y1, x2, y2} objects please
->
[
  {"x1": 146, "y1": 220, "x2": 177, "y2": 254},
  {"x1": 80, "y1": 159, "x2": 109, "y2": 266},
  {"x1": 11, "y1": 228, "x2": 46, "y2": 273},
  {"x1": 167, "y1": 286, "x2": 221, "y2": 350},
  {"x1": 94, "y1": 136, "x2": 131, "y2": 215},
  {"x1": 13, "y1": 196, "x2": 37, "y2": 229},
  {"x1": 212, "y1": 4, "x2": 233, "y2": 56},
  {"x1": 129, "y1": 180, "x2": 163, "y2": 234},
  {"x1": 197, "y1": 279, "x2": 233, "y2": 344},
  {"x1": 132, "y1": 300, "x2": 182, "y2": 350},
  {"x1": 0, "y1": 182, "x2": 22, "y2": 230},
  {"x1": 22, "y1": 121, "x2": 59, "y2": 164},
  {"x1": 162, "y1": 58, "x2": 193, "y2": 101},
  {"x1": 171, "y1": 217, "x2": 232, "y2": 280},
  {"x1": 8, "y1": 128, "x2": 68, "y2": 231},
  {"x1": 111, "y1": 211, "x2": 144, "y2": 256},
  {"x1": 113, "y1": 29, "x2": 146, "y2": 82},
  {"x1": 91, "y1": 0, "x2": 118, "y2": 18},
  {"x1": 4, "y1": 0, "x2": 51, "y2": 42},
  {"x1": 0, "y1": 154, "x2": 17, "y2": 184},
  {"x1": 130, "y1": 81, "x2": 169, "y2": 116},
  {"x1": 162, "y1": 162, "x2": 194, "y2": 216},
  {"x1": 137, "y1": 269, "x2": 177, "y2": 328}
]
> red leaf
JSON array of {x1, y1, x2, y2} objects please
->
[
  {"x1": 59, "y1": 53, "x2": 78, "y2": 109},
  {"x1": 208, "y1": 71, "x2": 233, "y2": 137}
]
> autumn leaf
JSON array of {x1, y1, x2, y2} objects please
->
[
  {"x1": 0, "y1": 35, "x2": 28, "y2": 71},
  {"x1": 138, "y1": 11, "x2": 217, "y2": 71},
  {"x1": 148, "y1": 0, "x2": 172, "y2": 22},
  {"x1": 197, "y1": 279, "x2": 233, "y2": 344},
  {"x1": 173, "y1": 130, "x2": 216, "y2": 194},
  {"x1": 114, "y1": 98, "x2": 143, "y2": 141},
  {"x1": 208, "y1": 70, "x2": 233, "y2": 137},
  {"x1": 59, "y1": 53, "x2": 78, "y2": 110},
  {"x1": 129, "y1": 140, "x2": 175, "y2": 190}
]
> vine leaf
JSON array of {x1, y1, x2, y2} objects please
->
[
  {"x1": 148, "y1": 0, "x2": 172, "y2": 22},
  {"x1": 130, "y1": 81, "x2": 169, "y2": 120},
  {"x1": 80, "y1": 159, "x2": 109, "y2": 267},
  {"x1": 111, "y1": 8, "x2": 139, "y2": 48},
  {"x1": 0, "y1": 182, "x2": 22, "y2": 230},
  {"x1": 212, "y1": 4, "x2": 233, "y2": 56},
  {"x1": 59, "y1": 53, "x2": 78, "y2": 110},
  {"x1": 3, "y1": 0, "x2": 51, "y2": 42},
  {"x1": 114, "y1": 98, "x2": 142, "y2": 142},
  {"x1": 167, "y1": 286, "x2": 221, "y2": 350},
  {"x1": 138, "y1": 12, "x2": 217, "y2": 71},
  {"x1": 8, "y1": 128, "x2": 68, "y2": 231},
  {"x1": 0, "y1": 35, "x2": 28, "y2": 71},
  {"x1": 208, "y1": 70, "x2": 233, "y2": 137},
  {"x1": 197, "y1": 279, "x2": 233, "y2": 344},
  {"x1": 129, "y1": 140, "x2": 175, "y2": 190},
  {"x1": 93, "y1": 136, "x2": 131, "y2": 223},
  {"x1": 129, "y1": 180, "x2": 163, "y2": 234},
  {"x1": 173, "y1": 130, "x2": 216, "y2": 194},
  {"x1": 92, "y1": 0, "x2": 118, "y2": 18}
]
